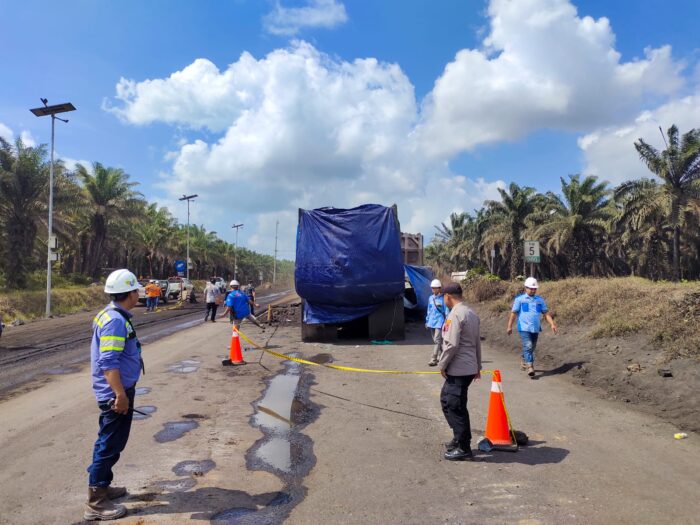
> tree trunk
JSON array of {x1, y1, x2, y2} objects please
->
[{"x1": 672, "y1": 225, "x2": 680, "y2": 282}]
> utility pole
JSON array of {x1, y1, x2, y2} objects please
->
[
  {"x1": 273, "y1": 220, "x2": 279, "y2": 285},
  {"x1": 30, "y1": 99, "x2": 76, "y2": 318},
  {"x1": 179, "y1": 194, "x2": 198, "y2": 280},
  {"x1": 232, "y1": 223, "x2": 244, "y2": 281}
]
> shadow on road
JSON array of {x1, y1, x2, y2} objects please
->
[
  {"x1": 532, "y1": 361, "x2": 586, "y2": 379},
  {"x1": 477, "y1": 443, "x2": 570, "y2": 465},
  {"x1": 71, "y1": 486, "x2": 287, "y2": 523}
]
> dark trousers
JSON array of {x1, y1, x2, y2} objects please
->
[
  {"x1": 87, "y1": 387, "x2": 135, "y2": 487},
  {"x1": 205, "y1": 302, "x2": 218, "y2": 321},
  {"x1": 440, "y1": 375, "x2": 475, "y2": 447}
]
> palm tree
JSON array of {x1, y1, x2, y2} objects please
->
[
  {"x1": 483, "y1": 183, "x2": 543, "y2": 279},
  {"x1": 613, "y1": 179, "x2": 671, "y2": 279},
  {"x1": 137, "y1": 203, "x2": 176, "y2": 277},
  {"x1": 633, "y1": 125, "x2": 700, "y2": 281},
  {"x1": 76, "y1": 162, "x2": 140, "y2": 277},
  {"x1": 0, "y1": 138, "x2": 50, "y2": 288},
  {"x1": 532, "y1": 175, "x2": 614, "y2": 276}
]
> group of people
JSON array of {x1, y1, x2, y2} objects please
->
[
  {"x1": 203, "y1": 278, "x2": 265, "y2": 329},
  {"x1": 143, "y1": 280, "x2": 161, "y2": 312},
  {"x1": 426, "y1": 276, "x2": 556, "y2": 461}
]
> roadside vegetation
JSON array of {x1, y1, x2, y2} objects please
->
[
  {"x1": 0, "y1": 138, "x2": 294, "y2": 291},
  {"x1": 426, "y1": 125, "x2": 700, "y2": 282}
]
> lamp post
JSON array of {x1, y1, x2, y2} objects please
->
[
  {"x1": 231, "y1": 224, "x2": 244, "y2": 281},
  {"x1": 30, "y1": 99, "x2": 76, "y2": 318},
  {"x1": 179, "y1": 194, "x2": 198, "y2": 280}
]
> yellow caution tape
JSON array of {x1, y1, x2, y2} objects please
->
[{"x1": 237, "y1": 328, "x2": 494, "y2": 376}]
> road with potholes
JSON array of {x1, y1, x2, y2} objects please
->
[{"x1": 0, "y1": 305, "x2": 698, "y2": 524}]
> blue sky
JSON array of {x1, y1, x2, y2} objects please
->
[{"x1": 2, "y1": 0, "x2": 700, "y2": 257}]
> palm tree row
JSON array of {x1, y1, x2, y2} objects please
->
[
  {"x1": 426, "y1": 125, "x2": 700, "y2": 282},
  {"x1": 0, "y1": 137, "x2": 293, "y2": 289}
]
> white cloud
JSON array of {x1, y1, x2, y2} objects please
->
[
  {"x1": 19, "y1": 130, "x2": 36, "y2": 147},
  {"x1": 263, "y1": 0, "x2": 348, "y2": 36},
  {"x1": 417, "y1": 0, "x2": 685, "y2": 157},
  {"x1": 579, "y1": 90, "x2": 700, "y2": 184},
  {"x1": 106, "y1": 0, "x2": 694, "y2": 246},
  {"x1": 0, "y1": 122, "x2": 13, "y2": 142}
]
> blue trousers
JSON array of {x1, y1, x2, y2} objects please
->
[
  {"x1": 88, "y1": 387, "x2": 135, "y2": 487},
  {"x1": 519, "y1": 331, "x2": 539, "y2": 365}
]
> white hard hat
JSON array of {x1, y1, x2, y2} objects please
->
[
  {"x1": 230, "y1": 280, "x2": 240, "y2": 287},
  {"x1": 150, "y1": 279, "x2": 157, "y2": 283},
  {"x1": 105, "y1": 269, "x2": 140, "y2": 294},
  {"x1": 524, "y1": 277, "x2": 539, "y2": 289},
  {"x1": 430, "y1": 279, "x2": 442, "y2": 288}
]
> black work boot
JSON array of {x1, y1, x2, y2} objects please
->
[
  {"x1": 444, "y1": 439, "x2": 458, "y2": 451},
  {"x1": 84, "y1": 487, "x2": 127, "y2": 521},
  {"x1": 444, "y1": 446, "x2": 474, "y2": 461}
]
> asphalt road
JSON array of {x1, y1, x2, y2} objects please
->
[{"x1": 0, "y1": 318, "x2": 697, "y2": 524}]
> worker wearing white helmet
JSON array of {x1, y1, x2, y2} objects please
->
[
  {"x1": 221, "y1": 278, "x2": 265, "y2": 331},
  {"x1": 426, "y1": 278, "x2": 449, "y2": 366},
  {"x1": 85, "y1": 269, "x2": 144, "y2": 520},
  {"x1": 507, "y1": 276, "x2": 558, "y2": 377}
]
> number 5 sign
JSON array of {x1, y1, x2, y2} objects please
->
[{"x1": 524, "y1": 241, "x2": 540, "y2": 263}]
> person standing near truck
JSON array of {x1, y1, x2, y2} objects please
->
[
  {"x1": 507, "y1": 277, "x2": 557, "y2": 377},
  {"x1": 426, "y1": 279, "x2": 448, "y2": 367},
  {"x1": 221, "y1": 280, "x2": 265, "y2": 330},
  {"x1": 85, "y1": 269, "x2": 144, "y2": 521}
]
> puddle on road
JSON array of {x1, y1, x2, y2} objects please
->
[
  {"x1": 166, "y1": 359, "x2": 202, "y2": 374},
  {"x1": 212, "y1": 354, "x2": 319, "y2": 524},
  {"x1": 133, "y1": 405, "x2": 157, "y2": 420},
  {"x1": 307, "y1": 353, "x2": 333, "y2": 365},
  {"x1": 172, "y1": 459, "x2": 216, "y2": 477},
  {"x1": 135, "y1": 386, "x2": 151, "y2": 396},
  {"x1": 152, "y1": 478, "x2": 197, "y2": 492},
  {"x1": 154, "y1": 420, "x2": 199, "y2": 443}
]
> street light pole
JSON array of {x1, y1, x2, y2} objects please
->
[
  {"x1": 30, "y1": 99, "x2": 76, "y2": 318},
  {"x1": 232, "y1": 223, "x2": 244, "y2": 281},
  {"x1": 179, "y1": 194, "x2": 198, "y2": 280}
]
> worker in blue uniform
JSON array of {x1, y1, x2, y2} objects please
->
[{"x1": 85, "y1": 269, "x2": 144, "y2": 521}]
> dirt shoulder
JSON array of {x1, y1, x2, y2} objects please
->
[{"x1": 467, "y1": 277, "x2": 700, "y2": 432}]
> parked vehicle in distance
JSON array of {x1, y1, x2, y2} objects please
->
[
  {"x1": 211, "y1": 276, "x2": 227, "y2": 293},
  {"x1": 167, "y1": 277, "x2": 194, "y2": 299}
]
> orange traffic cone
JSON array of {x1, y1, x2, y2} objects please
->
[
  {"x1": 484, "y1": 370, "x2": 514, "y2": 447},
  {"x1": 225, "y1": 327, "x2": 246, "y2": 366}
]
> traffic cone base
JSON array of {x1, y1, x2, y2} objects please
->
[{"x1": 484, "y1": 370, "x2": 514, "y2": 446}]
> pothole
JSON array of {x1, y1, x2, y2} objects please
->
[
  {"x1": 172, "y1": 459, "x2": 216, "y2": 477},
  {"x1": 133, "y1": 405, "x2": 157, "y2": 420},
  {"x1": 154, "y1": 420, "x2": 199, "y2": 443}
]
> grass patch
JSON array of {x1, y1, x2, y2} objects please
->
[{"x1": 0, "y1": 285, "x2": 107, "y2": 322}]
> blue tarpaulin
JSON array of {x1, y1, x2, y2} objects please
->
[
  {"x1": 296, "y1": 204, "x2": 405, "y2": 325},
  {"x1": 404, "y1": 265, "x2": 433, "y2": 312}
]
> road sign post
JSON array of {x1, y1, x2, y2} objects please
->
[{"x1": 524, "y1": 240, "x2": 540, "y2": 277}]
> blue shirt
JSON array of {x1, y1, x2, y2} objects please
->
[
  {"x1": 511, "y1": 294, "x2": 549, "y2": 333},
  {"x1": 91, "y1": 303, "x2": 142, "y2": 401},
  {"x1": 425, "y1": 294, "x2": 449, "y2": 329},
  {"x1": 225, "y1": 290, "x2": 251, "y2": 318}
]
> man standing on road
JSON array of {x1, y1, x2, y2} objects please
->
[
  {"x1": 85, "y1": 269, "x2": 144, "y2": 521},
  {"x1": 145, "y1": 280, "x2": 160, "y2": 312},
  {"x1": 439, "y1": 283, "x2": 482, "y2": 461},
  {"x1": 426, "y1": 279, "x2": 448, "y2": 367},
  {"x1": 246, "y1": 281, "x2": 257, "y2": 315},
  {"x1": 204, "y1": 277, "x2": 221, "y2": 322},
  {"x1": 221, "y1": 280, "x2": 265, "y2": 330},
  {"x1": 507, "y1": 277, "x2": 557, "y2": 377}
]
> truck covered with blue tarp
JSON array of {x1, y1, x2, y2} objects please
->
[{"x1": 295, "y1": 204, "x2": 406, "y2": 340}]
